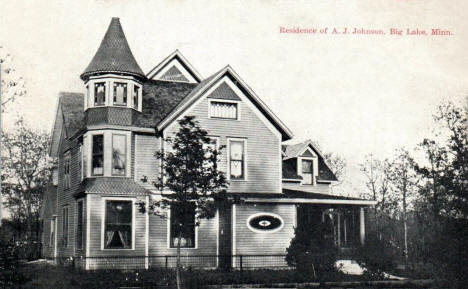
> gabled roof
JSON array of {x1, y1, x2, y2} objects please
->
[
  {"x1": 282, "y1": 139, "x2": 323, "y2": 160},
  {"x1": 80, "y1": 17, "x2": 144, "y2": 80},
  {"x1": 49, "y1": 92, "x2": 84, "y2": 157},
  {"x1": 156, "y1": 65, "x2": 294, "y2": 141},
  {"x1": 146, "y1": 50, "x2": 202, "y2": 83}
]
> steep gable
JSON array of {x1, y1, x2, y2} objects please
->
[{"x1": 147, "y1": 50, "x2": 202, "y2": 84}]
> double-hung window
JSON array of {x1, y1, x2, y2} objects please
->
[
  {"x1": 76, "y1": 200, "x2": 84, "y2": 250},
  {"x1": 169, "y1": 203, "x2": 196, "y2": 248},
  {"x1": 94, "y1": 82, "x2": 106, "y2": 106},
  {"x1": 82, "y1": 136, "x2": 87, "y2": 179},
  {"x1": 104, "y1": 200, "x2": 133, "y2": 249},
  {"x1": 132, "y1": 85, "x2": 140, "y2": 109},
  {"x1": 301, "y1": 159, "x2": 313, "y2": 185},
  {"x1": 112, "y1": 134, "x2": 127, "y2": 176},
  {"x1": 92, "y1": 135, "x2": 104, "y2": 176},
  {"x1": 113, "y1": 82, "x2": 127, "y2": 106},
  {"x1": 210, "y1": 101, "x2": 238, "y2": 119},
  {"x1": 63, "y1": 152, "x2": 71, "y2": 189},
  {"x1": 229, "y1": 140, "x2": 246, "y2": 180},
  {"x1": 62, "y1": 206, "x2": 69, "y2": 247}
]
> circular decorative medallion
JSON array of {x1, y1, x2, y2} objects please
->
[{"x1": 247, "y1": 213, "x2": 284, "y2": 233}]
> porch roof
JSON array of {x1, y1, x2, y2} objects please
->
[{"x1": 73, "y1": 177, "x2": 151, "y2": 197}]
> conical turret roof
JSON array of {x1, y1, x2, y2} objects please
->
[{"x1": 81, "y1": 18, "x2": 145, "y2": 80}]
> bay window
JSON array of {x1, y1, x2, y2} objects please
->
[
  {"x1": 113, "y1": 82, "x2": 127, "y2": 106},
  {"x1": 132, "y1": 85, "x2": 140, "y2": 109},
  {"x1": 229, "y1": 140, "x2": 245, "y2": 180},
  {"x1": 94, "y1": 82, "x2": 106, "y2": 106},
  {"x1": 104, "y1": 200, "x2": 133, "y2": 249},
  {"x1": 169, "y1": 203, "x2": 196, "y2": 248},
  {"x1": 92, "y1": 134, "x2": 104, "y2": 176},
  {"x1": 112, "y1": 134, "x2": 126, "y2": 176}
]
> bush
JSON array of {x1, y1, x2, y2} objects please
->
[
  {"x1": 286, "y1": 222, "x2": 338, "y2": 279},
  {"x1": 0, "y1": 239, "x2": 29, "y2": 287}
]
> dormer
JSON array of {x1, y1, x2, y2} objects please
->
[{"x1": 80, "y1": 18, "x2": 145, "y2": 112}]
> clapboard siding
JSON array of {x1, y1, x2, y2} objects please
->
[
  {"x1": 41, "y1": 186, "x2": 57, "y2": 258},
  {"x1": 233, "y1": 203, "x2": 295, "y2": 267},
  {"x1": 134, "y1": 134, "x2": 159, "y2": 190},
  {"x1": 164, "y1": 80, "x2": 281, "y2": 194}
]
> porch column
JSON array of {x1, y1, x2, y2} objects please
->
[{"x1": 359, "y1": 207, "x2": 365, "y2": 246}]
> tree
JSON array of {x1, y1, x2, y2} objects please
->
[
  {"x1": 0, "y1": 47, "x2": 27, "y2": 112},
  {"x1": 323, "y1": 152, "x2": 346, "y2": 193},
  {"x1": 141, "y1": 116, "x2": 229, "y2": 289},
  {"x1": 1, "y1": 119, "x2": 52, "y2": 242}
]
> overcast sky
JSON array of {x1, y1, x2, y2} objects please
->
[{"x1": 1, "y1": 0, "x2": 467, "y2": 195}]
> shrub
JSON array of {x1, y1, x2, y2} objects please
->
[{"x1": 286, "y1": 222, "x2": 338, "y2": 279}]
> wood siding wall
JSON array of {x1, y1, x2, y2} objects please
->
[
  {"x1": 134, "y1": 134, "x2": 159, "y2": 190},
  {"x1": 233, "y1": 203, "x2": 295, "y2": 267},
  {"x1": 164, "y1": 81, "x2": 282, "y2": 194},
  {"x1": 283, "y1": 182, "x2": 331, "y2": 194}
]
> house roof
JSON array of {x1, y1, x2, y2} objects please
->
[
  {"x1": 146, "y1": 50, "x2": 202, "y2": 83},
  {"x1": 80, "y1": 18, "x2": 144, "y2": 80},
  {"x1": 60, "y1": 92, "x2": 85, "y2": 135},
  {"x1": 74, "y1": 177, "x2": 151, "y2": 196},
  {"x1": 282, "y1": 159, "x2": 302, "y2": 180},
  {"x1": 156, "y1": 65, "x2": 294, "y2": 141}
]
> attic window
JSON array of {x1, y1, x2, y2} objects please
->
[
  {"x1": 210, "y1": 101, "x2": 237, "y2": 119},
  {"x1": 301, "y1": 159, "x2": 313, "y2": 185},
  {"x1": 94, "y1": 82, "x2": 106, "y2": 106}
]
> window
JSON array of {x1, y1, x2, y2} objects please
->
[
  {"x1": 62, "y1": 207, "x2": 69, "y2": 247},
  {"x1": 104, "y1": 200, "x2": 132, "y2": 249},
  {"x1": 113, "y1": 82, "x2": 127, "y2": 106},
  {"x1": 76, "y1": 200, "x2": 84, "y2": 250},
  {"x1": 94, "y1": 82, "x2": 106, "y2": 106},
  {"x1": 210, "y1": 101, "x2": 238, "y2": 119},
  {"x1": 169, "y1": 203, "x2": 196, "y2": 248},
  {"x1": 63, "y1": 152, "x2": 71, "y2": 189},
  {"x1": 82, "y1": 136, "x2": 87, "y2": 178},
  {"x1": 50, "y1": 218, "x2": 56, "y2": 247},
  {"x1": 78, "y1": 144, "x2": 82, "y2": 181},
  {"x1": 229, "y1": 140, "x2": 245, "y2": 180},
  {"x1": 92, "y1": 135, "x2": 104, "y2": 176},
  {"x1": 132, "y1": 85, "x2": 139, "y2": 109},
  {"x1": 112, "y1": 134, "x2": 127, "y2": 176},
  {"x1": 301, "y1": 159, "x2": 313, "y2": 185}
]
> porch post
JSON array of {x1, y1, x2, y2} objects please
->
[{"x1": 359, "y1": 207, "x2": 365, "y2": 246}]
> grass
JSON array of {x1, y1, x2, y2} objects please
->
[{"x1": 15, "y1": 262, "x2": 405, "y2": 289}]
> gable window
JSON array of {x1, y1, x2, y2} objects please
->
[
  {"x1": 63, "y1": 152, "x2": 71, "y2": 189},
  {"x1": 76, "y1": 200, "x2": 84, "y2": 250},
  {"x1": 132, "y1": 85, "x2": 140, "y2": 109},
  {"x1": 94, "y1": 82, "x2": 106, "y2": 106},
  {"x1": 92, "y1": 134, "x2": 104, "y2": 176},
  {"x1": 169, "y1": 203, "x2": 196, "y2": 248},
  {"x1": 113, "y1": 82, "x2": 127, "y2": 106},
  {"x1": 104, "y1": 200, "x2": 133, "y2": 249},
  {"x1": 112, "y1": 134, "x2": 127, "y2": 176},
  {"x1": 210, "y1": 101, "x2": 238, "y2": 119},
  {"x1": 62, "y1": 206, "x2": 69, "y2": 247},
  {"x1": 301, "y1": 159, "x2": 313, "y2": 185},
  {"x1": 229, "y1": 140, "x2": 245, "y2": 180}
]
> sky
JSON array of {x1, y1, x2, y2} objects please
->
[{"x1": 0, "y1": 0, "x2": 467, "y2": 196}]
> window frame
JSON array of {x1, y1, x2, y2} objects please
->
[
  {"x1": 301, "y1": 159, "x2": 313, "y2": 185},
  {"x1": 111, "y1": 134, "x2": 127, "y2": 176},
  {"x1": 112, "y1": 82, "x2": 128, "y2": 106},
  {"x1": 63, "y1": 151, "x2": 71, "y2": 189},
  {"x1": 208, "y1": 99, "x2": 240, "y2": 120},
  {"x1": 167, "y1": 204, "x2": 198, "y2": 249},
  {"x1": 94, "y1": 82, "x2": 106, "y2": 106},
  {"x1": 75, "y1": 199, "x2": 84, "y2": 250},
  {"x1": 91, "y1": 134, "x2": 104, "y2": 176},
  {"x1": 297, "y1": 148, "x2": 318, "y2": 186},
  {"x1": 101, "y1": 197, "x2": 136, "y2": 251},
  {"x1": 227, "y1": 138, "x2": 247, "y2": 181},
  {"x1": 62, "y1": 206, "x2": 69, "y2": 247}
]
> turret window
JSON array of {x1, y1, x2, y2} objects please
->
[
  {"x1": 92, "y1": 134, "x2": 104, "y2": 176},
  {"x1": 112, "y1": 134, "x2": 127, "y2": 176},
  {"x1": 94, "y1": 82, "x2": 106, "y2": 106},
  {"x1": 132, "y1": 85, "x2": 140, "y2": 109},
  {"x1": 113, "y1": 82, "x2": 127, "y2": 106}
]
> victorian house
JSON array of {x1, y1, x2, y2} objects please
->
[{"x1": 41, "y1": 18, "x2": 375, "y2": 270}]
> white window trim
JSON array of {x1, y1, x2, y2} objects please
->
[
  {"x1": 227, "y1": 138, "x2": 248, "y2": 181},
  {"x1": 208, "y1": 99, "x2": 241, "y2": 120},
  {"x1": 297, "y1": 147, "x2": 318, "y2": 186},
  {"x1": 166, "y1": 206, "x2": 199, "y2": 250},
  {"x1": 75, "y1": 199, "x2": 84, "y2": 252},
  {"x1": 101, "y1": 197, "x2": 136, "y2": 251},
  {"x1": 246, "y1": 212, "x2": 284, "y2": 234},
  {"x1": 111, "y1": 133, "x2": 128, "y2": 177},
  {"x1": 85, "y1": 130, "x2": 131, "y2": 178}
]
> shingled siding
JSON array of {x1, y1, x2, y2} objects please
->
[
  {"x1": 85, "y1": 106, "x2": 142, "y2": 127},
  {"x1": 86, "y1": 194, "x2": 147, "y2": 270},
  {"x1": 233, "y1": 203, "x2": 295, "y2": 268},
  {"x1": 164, "y1": 83, "x2": 281, "y2": 194},
  {"x1": 147, "y1": 210, "x2": 218, "y2": 268},
  {"x1": 134, "y1": 134, "x2": 159, "y2": 190}
]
